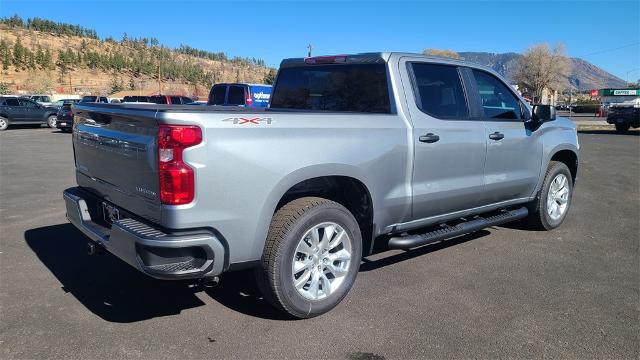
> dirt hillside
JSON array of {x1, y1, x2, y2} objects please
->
[{"x1": 0, "y1": 25, "x2": 272, "y2": 98}]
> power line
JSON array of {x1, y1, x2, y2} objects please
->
[{"x1": 577, "y1": 42, "x2": 640, "y2": 58}]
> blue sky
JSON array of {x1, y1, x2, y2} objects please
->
[{"x1": 2, "y1": 0, "x2": 639, "y2": 81}]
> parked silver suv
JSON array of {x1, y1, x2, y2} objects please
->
[{"x1": 64, "y1": 53, "x2": 579, "y2": 318}]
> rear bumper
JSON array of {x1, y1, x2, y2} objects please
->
[
  {"x1": 63, "y1": 187, "x2": 226, "y2": 280},
  {"x1": 607, "y1": 114, "x2": 640, "y2": 126},
  {"x1": 56, "y1": 119, "x2": 73, "y2": 129}
]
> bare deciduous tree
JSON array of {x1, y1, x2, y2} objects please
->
[{"x1": 514, "y1": 43, "x2": 569, "y2": 102}]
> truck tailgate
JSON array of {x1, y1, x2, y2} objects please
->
[{"x1": 72, "y1": 104, "x2": 161, "y2": 223}]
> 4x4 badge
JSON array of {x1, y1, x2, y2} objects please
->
[{"x1": 222, "y1": 117, "x2": 274, "y2": 125}]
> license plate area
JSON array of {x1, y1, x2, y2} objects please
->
[{"x1": 102, "y1": 202, "x2": 122, "y2": 225}]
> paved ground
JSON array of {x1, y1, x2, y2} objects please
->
[{"x1": 1, "y1": 126, "x2": 638, "y2": 359}]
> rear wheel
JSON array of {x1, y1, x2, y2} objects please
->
[
  {"x1": 615, "y1": 123, "x2": 630, "y2": 133},
  {"x1": 0, "y1": 116, "x2": 8, "y2": 131},
  {"x1": 526, "y1": 161, "x2": 573, "y2": 230},
  {"x1": 255, "y1": 197, "x2": 362, "y2": 318},
  {"x1": 46, "y1": 115, "x2": 57, "y2": 128}
]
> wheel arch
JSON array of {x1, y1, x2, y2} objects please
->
[
  {"x1": 550, "y1": 149, "x2": 578, "y2": 183},
  {"x1": 531, "y1": 144, "x2": 579, "y2": 198},
  {"x1": 253, "y1": 165, "x2": 376, "y2": 260}
]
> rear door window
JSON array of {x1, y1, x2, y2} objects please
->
[
  {"x1": 227, "y1": 86, "x2": 245, "y2": 105},
  {"x1": 270, "y1": 64, "x2": 391, "y2": 113},
  {"x1": 410, "y1": 63, "x2": 468, "y2": 119},
  {"x1": 209, "y1": 85, "x2": 227, "y2": 105},
  {"x1": 170, "y1": 96, "x2": 182, "y2": 104},
  {"x1": 471, "y1": 69, "x2": 521, "y2": 119},
  {"x1": 19, "y1": 99, "x2": 39, "y2": 108},
  {"x1": 4, "y1": 98, "x2": 20, "y2": 106}
]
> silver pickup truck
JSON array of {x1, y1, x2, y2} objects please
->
[{"x1": 64, "y1": 52, "x2": 579, "y2": 318}]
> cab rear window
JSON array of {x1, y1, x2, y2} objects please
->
[{"x1": 270, "y1": 64, "x2": 391, "y2": 113}]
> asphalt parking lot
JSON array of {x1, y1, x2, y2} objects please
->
[{"x1": 1, "y1": 126, "x2": 638, "y2": 359}]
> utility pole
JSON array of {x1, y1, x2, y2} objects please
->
[
  {"x1": 307, "y1": 44, "x2": 313, "y2": 58},
  {"x1": 626, "y1": 68, "x2": 639, "y2": 87},
  {"x1": 68, "y1": 73, "x2": 72, "y2": 94},
  {"x1": 157, "y1": 62, "x2": 162, "y2": 94},
  {"x1": 568, "y1": 86, "x2": 573, "y2": 119}
]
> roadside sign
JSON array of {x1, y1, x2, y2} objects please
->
[
  {"x1": 590, "y1": 89, "x2": 598, "y2": 97},
  {"x1": 599, "y1": 89, "x2": 640, "y2": 96}
]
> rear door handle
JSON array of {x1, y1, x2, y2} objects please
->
[
  {"x1": 419, "y1": 133, "x2": 440, "y2": 143},
  {"x1": 489, "y1": 131, "x2": 504, "y2": 141}
]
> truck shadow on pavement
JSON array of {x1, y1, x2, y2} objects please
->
[
  {"x1": 25, "y1": 223, "x2": 290, "y2": 321},
  {"x1": 25, "y1": 223, "x2": 208, "y2": 323},
  {"x1": 359, "y1": 230, "x2": 491, "y2": 272},
  {"x1": 26, "y1": 223, "x2": 497, "y2": 322}
]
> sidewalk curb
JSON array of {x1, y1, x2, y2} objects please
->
[{"x1": 576, "y1": 124, "x2": 639, "y2": 132}]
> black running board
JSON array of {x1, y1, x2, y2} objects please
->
[{"x1": 388, "y1": 207, "x2": 528, "y2": 250}]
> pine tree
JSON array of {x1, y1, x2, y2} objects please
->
[
  {"x1": 1, "y1": 47, "x2": 10, "y2": 71},
  {"x1": 0, "y1": 39, "x2": 10, "y2": 70},
  {"x1": 110, "y1": 74, "x2": 123, "y2": 94},
  {"x1": 57, "y1": 49, "x2": 68, "y2": 78},
  {"x1": 35, "y1": 46, "x2": 45, "y2": 68},
  {"x1": 27, "y1": 50, "x2": 36, "y2": 70},
  {"x1": 12, "y1": 37, "x2": 25, "y2": 69},
  {"x1": 42, "y1": 49, "x2": 52, "y2": 69},
  {"x1": 263, "y1": 69, "x2": 276, "y2": 85}
]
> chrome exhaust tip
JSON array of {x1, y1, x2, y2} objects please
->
[{"x1": 201, "y1": 276, "x2": 220, "y2": 288}]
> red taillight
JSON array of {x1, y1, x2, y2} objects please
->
[
  {"x1": 304, "y1": 55, "x2": 347, "y2": 64},
  {"x1": 245, "y1": 88, "x2": 253, "y2": 106},
  {"x1": 158, "y1": 125, "x2": 202, "y2": 205}
]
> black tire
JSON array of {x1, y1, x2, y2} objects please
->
[
  {"x1": 615, "y1": 123, "x2": 630, "y2": 133},
  {"x1": 526, "y1": 161, "x2": 573, "y2": 230},
  {"x1": 254, "y1": 197, "x2": 362, "y2": 318},
  {"x1": 0, "y1": 116, "x2": 8, "y2": 131},
  {"x1": 46, "y1": 115, "x2": 57, "y2": 128}
]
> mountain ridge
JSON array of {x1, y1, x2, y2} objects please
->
[{"x1": 457, "y1": 51, "x2": 625, "y2": 91}]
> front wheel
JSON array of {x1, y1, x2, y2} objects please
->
[
  {"x1": 615, "y1": 123, "x2": 630, "y2": 133},
  {"x1": 255, "y1": 197, "x2": 362, "y2": 318},
  {"x1": 526, "y1": 161, "x2": 573, "y2": 230},
  {"x1": 46, "y1": 115, "x2": 57, "y2": 128},
  {"x1": 0, "y1": 116, "x2": 8, "y2": 131}
]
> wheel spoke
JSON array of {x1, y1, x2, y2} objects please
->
[
  {"x1": 320, "y1": 272, "x2": 332, "y2": 296},
  {"x1": 328, "y1": 229, "x2": 346, "y2": 249},
  {"x1": 320, "y1": 224, "x2": 335, "y2": 249},
  {"x1": 310, "y1": 228, "x2": 321, "y2": 247},
  {"x1": 557, "y1": 188, "x2": 569, "y2": 203},
  {"x1": 308, "y1": 270, "x2": 320, "y2": 298},
  {"x1": 547, "y1": 195, "x2": 555, "y2": 211},
  {"x1": 294, "y1": 269, "x2": 312, "y2": 289},
  {"x1": 325, "y1": 262, "x2": 348, "y2": 277},
  {"x1": 296, "y1": 239, "x2": 314, "y2": 256},
  {"x1": 559, "y1": 176, "x2": 567, "y2": 189},
  {"x1": 293, "y1": 259, "x2": 312, "y2": 274},
  {"x1": 328, "y1": 249, "x2": 351, "y2": 263}
]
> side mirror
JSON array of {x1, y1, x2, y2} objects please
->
[{"x1": 532, "y1": 104, "x2": 556, "y2": 123}]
